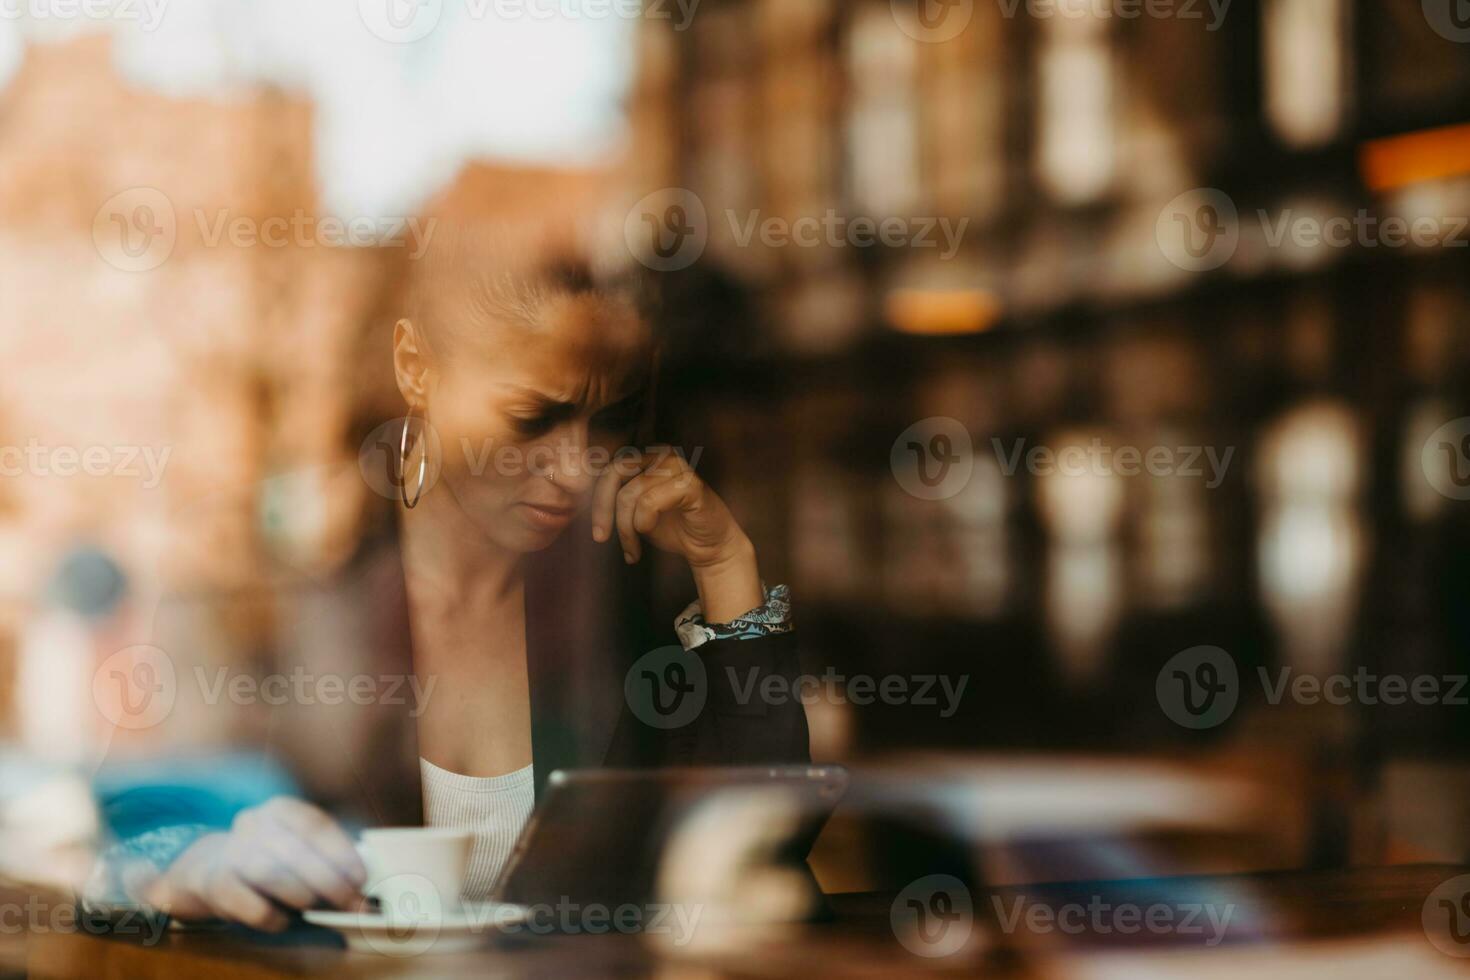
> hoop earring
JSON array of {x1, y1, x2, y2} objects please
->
[{"x1": 399, "y1": 410, "x2": 428, "y2": 509}]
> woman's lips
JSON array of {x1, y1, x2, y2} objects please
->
[{"x1": 517, "y1": 501, "x2": 576, "y2": 531}]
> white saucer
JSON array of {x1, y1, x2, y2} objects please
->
[{"x1": 304, "y1": 901, "x2": 532, "y2": 956}]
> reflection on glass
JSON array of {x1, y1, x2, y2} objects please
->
[
  {"x1": 1136, "y1": 443, "x2": 1211, "y2": 609},
  {"x1": 1256, "y1": 401, "x2": 1363, "y2": 675},
  {"x1": 1036, "y1": 3, "x2": 1116, "y2": 205},
  {"x1": 1037, "y1": 429, "x2": 1126, "y2": 683},
  {"x1": 1263, "y1": 0, "x2": 1349, "y2": 148},
  {"x1": 846, "y1": 3, "x2": 920, "y2": 216}
]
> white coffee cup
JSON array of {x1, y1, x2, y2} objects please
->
[{"x1": 357, "y1": 828, "x2": 472, "y2": 929}]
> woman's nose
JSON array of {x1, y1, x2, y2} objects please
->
[{"x1": 547, "y1": 425, "x2": 597, "y2": 496}]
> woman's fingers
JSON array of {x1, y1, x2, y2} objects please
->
[
  {"x1": 262, "y1": 832, "x2": 362, "y2": 910},
  {"x1": 235, "y1": 850, "x2": 317, "y2": 910},
  {"x1": 591, "y1": 464, "x2": 625, "y2": 543},
  {"x1": 614, "y1": 473, "x2": 655, "y2": 562},
  {"x1": 631, "y1": 476, "x2": 692, "y2": 535},
  {"x1": 261, "y1": 798, "x2": 364, "y2": 885},
  {"x1": 593, "y1": 448, "x2": 696, "y2": 561},
  {"x1": 206, "y1": 868, "x2": 289, "y2": 932}
]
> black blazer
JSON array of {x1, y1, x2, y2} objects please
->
[{"x1": 263, "y1": 509, "x2": 811, "y2": 828}]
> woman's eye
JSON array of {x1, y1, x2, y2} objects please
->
[
  {"x1": 592, "y1": 397, "x2": 643, "y2": 434},
  {"x1": 508, "y1": 415, "x2": 557, "y2": 437}
]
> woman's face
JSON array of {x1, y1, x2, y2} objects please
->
[{"x1": 409, "y1": 298, "x2": 648, "y2": 553}]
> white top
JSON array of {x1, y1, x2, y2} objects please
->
[{"x1": 419, "y1": 758, "x2": 535, "y2": 901}]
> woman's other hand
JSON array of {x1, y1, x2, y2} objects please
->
[
  {"x1": 145, "y1": 797, "x2": 365, "y2": 932},
  {"x1": 591, "y1": 448, "x2": 762, "y2": 622}
]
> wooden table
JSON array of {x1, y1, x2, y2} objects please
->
[{"x1": 15, "y1": 865, "x2": 1470, "y2": 978}]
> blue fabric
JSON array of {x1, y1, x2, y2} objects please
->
[{"x1": 93, "y1": 752, "x2": 300, "y2": 843}]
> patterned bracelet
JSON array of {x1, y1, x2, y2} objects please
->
[{"x1": 674, "y1": 583, "x2": 792, "y2": 651}]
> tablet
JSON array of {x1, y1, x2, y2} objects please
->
[{"x1": 491, "y1": 765, "x2": 848, "y2": 917}]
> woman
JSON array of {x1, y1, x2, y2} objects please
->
[{"x1": 120, "y1": 227, "x2": 810, "y2": 930}]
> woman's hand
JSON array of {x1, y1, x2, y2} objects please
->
[
  {"x1": 144, "y1": 797, "x2": 365, "y2": 932},
  {"x1": 591, "y1": 448, "x2": 762, "y2": 622}
]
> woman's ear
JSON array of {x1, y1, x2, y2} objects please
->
[{"x1": 392, "y1": 318, "x2": 432, "y2": 409}]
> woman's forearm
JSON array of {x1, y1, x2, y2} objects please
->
[{"x1": 690, "y1": 533, "x2": 762, "y2": 623}]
